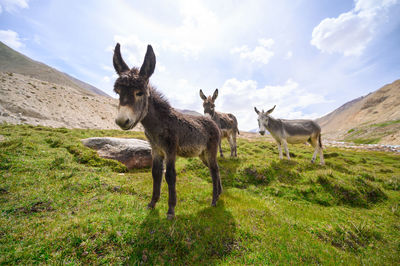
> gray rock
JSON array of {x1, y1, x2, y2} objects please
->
[{"x1": 81, "y1": 137, "x2": 152, "y2": 169}]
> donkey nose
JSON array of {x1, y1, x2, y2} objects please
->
[
  {"x1": 259, "y1": 131, "x2": 265, "y2": 135},
  {"x1": 115, "y1": 117, "x2": 131, "y2": 128}
]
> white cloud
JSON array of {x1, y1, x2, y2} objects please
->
[
  {"x1": 285, "y1": 51, "x2": 293, "y2": 59},
  {"x1": 0, "y1": 0, "x2": 29, "y2": 13},
  {"x1": 231, "y1": 38, "x2": 275, "y2": 64},
  {"x1": 160, "y1": 0, "x2": 220, "y2": 59},
  {"x1": 0, "y1": 29, "x2": 24, "y2": 50},
  {"x1": 112, "y1": 35, "x2": 148, "y2": 67},
  {"x1": 311, "y1": 0, "x2": 399, "y2": 56}
]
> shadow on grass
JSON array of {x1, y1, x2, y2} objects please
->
[
  {"x1": 219, "y1": 158, "x2": 301, "y2": 189},
  {"x1": 128, "y1": 201, "x2": 237, "y2": 264}
]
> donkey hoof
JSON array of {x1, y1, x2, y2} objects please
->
[
  {"x1": 147, "y1": 202, "x2": 156, "y2": 209},
  {"x1": 166, "y1": 213, "x2": 175, "y2": 220},
  {"x1": 211, "y1": 201, "x2": 217, "y2": 207}
]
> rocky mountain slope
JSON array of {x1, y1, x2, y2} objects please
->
[
  {"x1": 0, "y1": 41, "x2": 108, "y2": 97},
  {"x1": 0, "y1": 72, "x2": 124, "y2": 129},
  {"x1": 317, "y1": 79, "x2": 400, "y2": 145}
]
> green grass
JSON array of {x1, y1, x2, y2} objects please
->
[
  {"x1": 351, "y1": 138, "x2": 381, "y2": 144},
  {"x1": 1, "y1": 124, "x2": 399, "y2": 264},
  {"x1": 344, "y1": 119, "x2": 400, "y2": 144},
  {"x1": 371, "y1": 119, "x2": 400, "y2": 128}
]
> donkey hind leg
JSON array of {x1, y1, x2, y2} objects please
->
[
  {"x1": 199, "y1": 152, "x2": 209, "y2": 168},
  {"x1": 231, "y1": 132, "x2": 238, "y2": 157},
  {"x1": 282, "y1": 139, "x2": 291, "y2": 160},
  {"x1": 165, "y1": 156, "x2": 177, "y2": 219},
  {"x1": 148, "y1": 154, "x2": 164, "y2": 209},
  {"x1": 208, "y1": 153, "x2": 222, "y2": 206},
  {"x1": 218, "y1": 138, "x2": 224, "y2": 158},
  {"x1": 309, "y1": 137, "x2": 319, "y2": 164},
  {"x1": 318, "y1": 134, "x2": 325, "y2": 165},
  {"x1": 277, "y1": 142, "x2": 283, "y2": 159},
  {"x1": 228, "y1": 133, "x2": 236, "y2": 157}
]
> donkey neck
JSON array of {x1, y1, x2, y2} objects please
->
[
  {"x1": 140, "y1": 87, "x2": 172, "y2": 135},
  {"x1": 265, "y1": 115, "x2": 281, "y2": 131}
]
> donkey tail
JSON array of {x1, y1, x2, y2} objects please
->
[
  {"x1": 236, "y1": 126, "x2": 240, "y2": 135},
  {"x1": 318, "y1": 133, "x2": 323, "y2": 149}
]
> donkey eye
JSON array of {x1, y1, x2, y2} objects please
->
[{"x1": 136, "y1": 91, "x2": 144, "y2": 97}]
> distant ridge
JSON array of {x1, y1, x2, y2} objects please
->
[
  {"x1": 317, "y1": 79, "x2": 400, "y2": 145},
  {"x1": 0, "y1": 41, "x2": 108, "y2": 97}
]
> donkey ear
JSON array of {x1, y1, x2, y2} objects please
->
[
  {"x1": 254, "y1": 107, "x2": 260, "y2": 115},
  {"x1": 212, "y1": 88, "x2": 218, "y2": 101},
  {"x1": 139, "y1": 45, "x2": 156, "y2": 79},
  {"x1": 199, "y1": 89, "x2": 207, "y2": 100},
  {"x1": 113, "y1": 43, "x2": 130, "y2": 75},
  {"x1": 266, "y1": 105, "x2": 276, "y2": 114}
]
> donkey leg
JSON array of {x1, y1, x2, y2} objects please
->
[
  {"x1": 282, "y1": 140, "x2": 291, "y2": 160},
  {"x1": 317, "y1": 134, "x2": 325, "y2": 165},
  {"x1": 233, "y1": 133, "x2": 237, "y2": 157},
  {"x1": 310, "y1": 139, "x2": 318, "y2": 164},
  {"x1": 165, "y1": 157, "x2": 177, "y2": 219},
  {"x1": 319, "y1": 146, "x2": 325, "y2": 165},
  {"x1": 148, "y1": 154, "x2": 164, "y2": 209},
  {"x1": 277, "y1": 142, "x2": 283, "y2": 159},
  {"x1": 228, "y1": 134, "x2": 235, "y2": 157},
  {"x1": 219, "y1": 139, "x2": 224, "y2": 157},
  {"x1": 208, "y1": 154, "x2": 222, "y2": 206}
]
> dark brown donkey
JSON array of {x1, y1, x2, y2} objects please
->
[
  {"x1": 200, "y1": 89, "x2": 239, "y2": 157},
  {"x1": 113, "y1": 43, "x2": 222, "y2": 219}
]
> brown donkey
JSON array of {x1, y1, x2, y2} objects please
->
[
  {"x1": 200, "y1": 89, "x2": 239, "y2": 157},
  {"x1": 113, "y1": 43, "x2": 222, "y2": 219}
]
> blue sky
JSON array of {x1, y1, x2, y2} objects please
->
[{"x1": 1, "y1": 0, "x2": 399, "y2": 130}]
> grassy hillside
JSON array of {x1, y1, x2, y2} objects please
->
[
  {"x1": 343, "y1": 119, "x2": 400, "y2": 144},
  {"x1": 0, "y1": 124, "x2": 399, "y2": 264},
  {"x1": 317, "y1": 79, "x2": 400, "y2": 145}
]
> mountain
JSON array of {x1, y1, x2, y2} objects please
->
[
  {"x1": 317, "y1": 79, "x2": 400, "y2": 145},
  {"x1": 177, "y1": 109, "x2": 203, "y2": 116},
  {"x1": 0, "y1": 41, "x2": 108, "y2": 97},
  {"x1": 0, "y1": 42, "x2": 145, "y2": 130}
]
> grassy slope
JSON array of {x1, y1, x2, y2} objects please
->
[
  {"x1": 0, "y1": 124, "x2": 399, "y2": 264},
  {"x1": 344, "y1": 120, "x2": 400, "y2": 144}
]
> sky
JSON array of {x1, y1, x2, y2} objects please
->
[{"x1": 1, "y1": 0, "x2": 400, "y2": 131}]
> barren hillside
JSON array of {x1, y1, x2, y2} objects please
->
[
  {"x1": 0, "y1": 72, "x2": 142, "y2": 130},
  {"x1": 317, "y1": 79, "x2": 400, "y2": 145},
  {"x1": 0, "y1": 41, "x2": 108, "y2": 97}
]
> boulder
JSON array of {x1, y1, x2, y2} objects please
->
[{"x1": 81, "y1": 137, "x2": 152, "y2": 169}]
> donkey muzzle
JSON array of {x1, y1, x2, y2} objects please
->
[{"x1": 259, "y1": 130, "x2": 265, "y2": 135}]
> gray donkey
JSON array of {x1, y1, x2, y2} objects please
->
[
  {"x1": 200, "y1": 89, "x2": 239, "y2": 157},
  {"x1": 254, "y1": 105, "x2": 325, "y2": 165},
  {"x1": 113, "y1": 43, "x2": 222, "y2": 219}
]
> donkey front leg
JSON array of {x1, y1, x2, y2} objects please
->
[
  {"x1": 165, "y1": 157, "x2": 177, "y2": 219},
  {"x1": 282, "y1": 139, "x2": 291, "y2": 160},
  {"x1": 148, "y1": 154, "x2": 164, "y2": 209},
  {"x1": 319, "y1": 147, "x2": 325, "y2": 165}
]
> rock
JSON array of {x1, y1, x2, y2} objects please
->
[{"x1": 81, "y1": 137, "x2": 152, "y2": 169}]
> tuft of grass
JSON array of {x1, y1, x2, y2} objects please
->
[
  {"x1": 0, "y1": 124, "x2": 399, "y2": 264},
  {"x1": 351, "y1": 138, "x2": 381, "y2": 144},
  {"x1": 371, "y1": 119, "x2": 400, "y2": 128}
]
